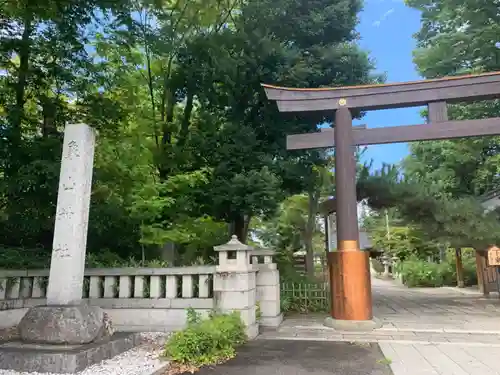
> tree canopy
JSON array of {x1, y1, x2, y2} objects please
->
[
  {"x1": 0, "y1": 0, "x2": 388, "y2": 267},
  {"x1": 363, "y1": 0, "x2": 500, "y2": 257}
]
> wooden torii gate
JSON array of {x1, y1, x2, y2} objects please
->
[{"x1": 262, "y1": 72, "x2": 500, "y2": 324}]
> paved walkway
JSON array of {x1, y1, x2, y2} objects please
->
[
  {"x1": 259, "y1": 277, "x2": 500, "y2": 375},
  {"x1": 372, "y1": 277, "x2": 500, "y2": 333},
  {"x1": 196, "y1": 340, "x2": 392, "y2": 375}
]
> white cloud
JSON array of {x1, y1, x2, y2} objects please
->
[{"x1": 372, "y1": 8, "x2": 395, "y2": 27}]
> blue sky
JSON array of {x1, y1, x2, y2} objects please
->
[{"x1": 356, "y1": 0, "x2": 425, "y2": 170}]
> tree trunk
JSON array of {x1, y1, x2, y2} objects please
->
[
  {"x1": 304, "y1": 233, "x2": 314, "y2": 277},
  {"x1": 161, "y1": 93, "x2": 175, "y2": 146},
  {"x1": 160, "y1": 242, "x2": 177, "y2": 266},
  {"x1": 41, "y1": 97, "x2": 57, "y2": 138},
  {"x1": 159, "y1": 56, "x2": 174, "y2": 147},
  {"x1": 178, "y1": 90, "x2": 194, "y2": 146},
  {"x1": 232, "y1": 214, "x2": 249, "y2": 243},
  {"x1": 455, "y1": 247, "x2": 465, "y2": 288},
  {"x1": 11, "y1": 14, "x2": 33, "y2": 135}
]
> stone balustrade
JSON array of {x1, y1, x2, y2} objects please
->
[
  {"x1": 0, "y1": 266, "x2": 215, "y2": 302},
  {"x1": 0, "y1": 237, "x2": 281, "y2": 337}
]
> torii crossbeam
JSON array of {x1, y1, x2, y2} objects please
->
[{"x1": 262, "y1": 72, "x2": 500, "y2": 325}]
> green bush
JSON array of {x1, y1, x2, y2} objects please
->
[
  {"x1": 164, "y1": 308, "x2": 247, "y2": 367},
  {"x1": 400, "y1": 257, "x2": 477, "y2": 288}
]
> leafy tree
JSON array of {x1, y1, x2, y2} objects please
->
[
  {"x1": 165, "y1": 0, "x2": 379, "y2": 242},
  {"x1": 0, "y1": 0, "x2": 386, "y2": 269},
  {"x1": 365, "y1": 209, "x2": 439, "y2": 260},
  {"x1": 404, "y1": 0, "x2": 500, "y2": 198}
]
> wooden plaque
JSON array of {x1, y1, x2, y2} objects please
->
[{"x1": 487, "y1": 247, "x2": 500, "y2": 266}]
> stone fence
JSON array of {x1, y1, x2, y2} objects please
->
[{"x1": 0, "y1": 236, "x2": 282, "y2": 338}]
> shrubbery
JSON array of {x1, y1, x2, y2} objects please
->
[
  {"x1": 0, "y1": 247, "x2": 171, "y2": 270},
  {"x1": 399, "y1": 256, "x2": 477, "y2": 288},
  {"x1": 164, "y1": 308, "x2": 247, "y2": 368}
]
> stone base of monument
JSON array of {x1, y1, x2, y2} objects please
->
[
  {"x1": 324, "y1": 316, "x2": 382, "y2": 331},
  {"x1": 0, "y1": 305, "x2": 141, "y2": 373},
  {"x1": 0, "y1": 332, "x2": 141, "y2": 373}
]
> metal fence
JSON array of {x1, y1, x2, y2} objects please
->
[{"x1": 280, "y1": 281, "x2": 330, "y2": 313}]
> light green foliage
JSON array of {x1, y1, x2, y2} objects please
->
[
  {"x1": 365, "y1": 210, "x2": 439, "y2": 260},
  {"x1": 252, "y1": 194, "x2": 326, "y2": 278},
  {"x1": 399, "y1": 252, "x2": 477, "y2": 288},
  {"x1": 164, "y1": 309, "x2": 246, "y2": 367}
]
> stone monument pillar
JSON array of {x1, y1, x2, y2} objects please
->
[
  {"x1": 46, "y1": 123, "x2": 95, "y2": 305},
  {"x1": 17, "y1": 124, "x2": 110, "y2": 344},
  {"x1": 213, "y1": 236, "x2": 259, "y2": 339}
]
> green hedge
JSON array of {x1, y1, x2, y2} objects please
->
[{"x1": 399, "y1": 256, "x2": 477, "y2": 288}]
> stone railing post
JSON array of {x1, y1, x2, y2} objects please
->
[
  {"x1": 213, "y1": 236, "x2": 258, "y2": 339},
  {"x1": 251, "y1": 249, "x2": 283, "y2": 328}
]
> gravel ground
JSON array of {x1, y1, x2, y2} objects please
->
[{"x1": 0, "y1": 332, "x2": 171, "y2": 375}]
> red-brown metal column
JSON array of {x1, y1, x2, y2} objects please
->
[{"x1": 330, "y1": 106, "x2": 373, "y2": 321}]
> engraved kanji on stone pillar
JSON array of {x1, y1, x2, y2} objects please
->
[{"x1": 46, "y1": 123, "x2": 96, "y2": 305}]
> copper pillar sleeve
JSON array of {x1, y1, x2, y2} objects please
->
[
  {"x1": 328, "y1": 251, "x2": 372, "y2": 321},
  {"x1": 339, "y1": 251, "x2": 373, "y2": 320},
  {"x1": 327, "y1": 252, "x2": 341, "y2": 316}
]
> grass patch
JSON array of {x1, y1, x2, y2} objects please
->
[{"x1": 377, "y1": 357, "x2": 392, "y2": 365}]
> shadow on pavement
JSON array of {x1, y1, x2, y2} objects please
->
[{"x1": 194, "y1": 340, "x2": 393, "y2": 375}]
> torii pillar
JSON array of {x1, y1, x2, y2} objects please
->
[{"x1": 328, "y1": 106, "x2": 373, "y2": 323}]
